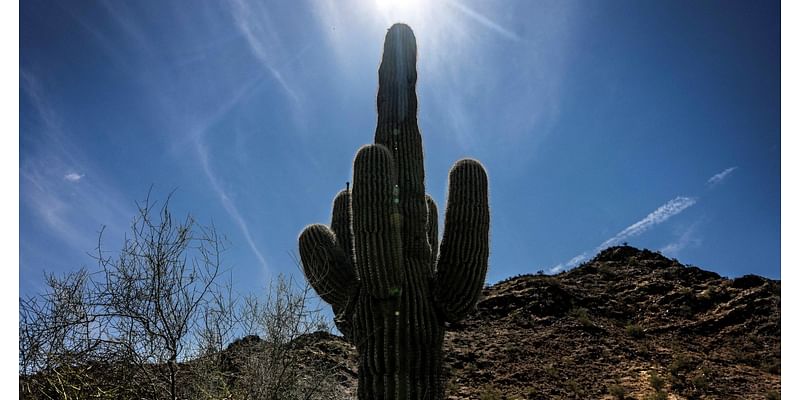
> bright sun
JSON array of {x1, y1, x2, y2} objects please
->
[{"x1": 373, "y1": 0, "x2": 429, "y2": 22}]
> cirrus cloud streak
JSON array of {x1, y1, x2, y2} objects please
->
[{"x1": 550, "y1": 196, "x2": 697, "y2": 273}]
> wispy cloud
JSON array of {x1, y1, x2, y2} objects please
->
[
  {"x1": 64, "y1": 172, "x2": 84, "y2": 182},
  {"x1": 445, "y1": 0, "x2": 520, "y2": 42},
  {"x1": 229, "y1": 0, "x2": 302, "y2": 105},
  {"x1": 550, "y1": 252, "x2": 589, "y2": 273},
  {"x1": 661, "y1": 223, "x2": 702, "y2": 257},
  {"x1": 20, "y1": 72, "x2": 132, "y2": 256},
  {"x1": 596, "y1": 196, "x2": 697, "y2": 249},
  {"x1": 550, "y1": 196, "x2": 697, "y2": 273},
  {"x1": 707, "y1": 166, "x2": 738, "y2": 187},
  {"x1": 551, "y1": 161, "x2": 738, "y2": 274},
  {"x1": 101, "y1": 6, "x2": 277, "y2": 275},
  {"x1": 167, "y1": 72, "x2": 271, "y2": 272},
  {"x1": 97, "y1": 0, "x2": 152, "y2": 54},
  {"x1": 194, "y1": 140, "x2": 269, "y2": 272}
]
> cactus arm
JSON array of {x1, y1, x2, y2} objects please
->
[
  {"x1": 434, "y1": 159, "x2": 490, "y2": 322},
  {"x1": 373, "y1": 24, "x2": 430, "y2": 265},
  {"x1": 426, "y1": 194, "x2": 439, "y2": 268},
  {"x1": 352, "y1": 144, "x2": 405, "y2": 298},
  {"x1": 298, "y1": 224, "x2": 357, "y2": 309},
  {"x1": 331, "y1": 189, "x2": 357, "y2": 269}
]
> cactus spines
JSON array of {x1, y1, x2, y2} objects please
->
[
  {"x1": 352, "y1": 144, "x2": 405, "y2": 298},
  {"x1": 435, "y1": 159, "x2": 490, "y2": 322},
  {"x1": 299, "y1": 23, "x2": 489, "y2": 400}
]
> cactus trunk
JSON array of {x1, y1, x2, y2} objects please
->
[{"x1": 299, "y1": 23, "x2": 489, "y2": 400}]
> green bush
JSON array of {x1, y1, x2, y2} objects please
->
[
  {"x1": 691, "y1": 374, "x2": 708, "y2": 390},
  {"x1": 479, "y1": 384, "x2": 503, "y2": 400},
  {"x1": 568, "y1": 307, "x2": 594, "y2": 328},
  {"x1": 669, "y1": 353, "x2": 692, "y2": 376},
  {"x1": 764, "y1": 360, "x2": 780, "y2": 375},
  {"x1": 648, "y1": 392, "x2": 668, "y2": 400},
  {"x1": 625, "y1": 324, "x2": 645, "y2": 338},
  {"x1": 608, "y1": 384, "x2": 626, "y2": 400},
  {"x1": 649, "y1": 371, "x2": 665, "y2": 392},
  {"x1": 564, "y1": 379, "x2": 585, "y2": 397},
  {"x1": 765, "y1": 390, "x2": 780, "y2": 400}
]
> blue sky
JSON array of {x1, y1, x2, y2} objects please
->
[{"x1": 20, "y1": 0, "x2": 780, "y2": 299}]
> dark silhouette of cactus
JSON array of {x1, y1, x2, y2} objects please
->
[{"x1": 298, "y1": 23, "x2": 489, "y2": 400}]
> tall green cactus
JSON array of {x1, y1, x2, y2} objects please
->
[{"x1": 298, "y1": 23, "x2": 489, "y2": 400}]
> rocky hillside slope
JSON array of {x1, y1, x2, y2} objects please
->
[{"x1": 296, "y1": 246, "x2": 781, "y2": 399}]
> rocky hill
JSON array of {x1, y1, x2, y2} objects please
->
[{"x1": 291, "y1": 246, "x2": 781, "y2": 399}]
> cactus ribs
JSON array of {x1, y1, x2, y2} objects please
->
[{"x1": 298, "y1": 24, "x2": 490, "y2": 400}]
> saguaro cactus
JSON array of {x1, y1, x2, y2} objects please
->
[{"x1": 298, "y1": 23, "x2": 489, "y2": 400}]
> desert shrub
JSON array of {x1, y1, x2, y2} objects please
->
[
  {"x1": 479, "y1": 384, "x2": 503, "y2": 400},
  {"x1": 463, "y1": 362, "x2": 478, "y2": 375},
  {"x1": 543, "y1": 364, "x2": 559, "y2": 379},
  {"x1": 690, "y1": 373, "x2": 709, "y2": 390},
  {"x1": 645, "y1": 371, "x2": 669, "y2": 400},
  {"x1": 764, "y1": 360, "x2": 780, "y2": 375},
  {"x1": 625, "y1": 323, "x2": 645, "y2": 338},
  {"x1": 765, "y1": 390, "x2": 780, "y2": 400},
  {"x1": 564, "y1": 379, "x2": 586, "y2": 397},
  {"x1": 649, "y1": 371, "x2": 665, "y2": 392},
  {"x1": 20, "y1": 194, "x2": 227, "y2": 400},
  {"x1": 568, "y1": 307, "x2": 594, "y2": 328},
  {"x1": 648, "y1": 392, "x2": 668, "y2": 400},
  {"x1": 669, "y1": 353, "x2": 693, "y2": 377},
  {"x1": 215, "y1": 275, "x2": 345, "y2": 400},
  {"x1": 19, "y1": 192, "x2": 344, "y2": 400},
  {"x1": 445, "y1": 378, "x2": 460, "y2": 395},
  {"x1": 608, "y1": 383, "x2": 626, "y2": 400}
]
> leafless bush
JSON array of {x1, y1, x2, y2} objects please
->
[
  {"x1": 20, "y1": 193, "x2": 225, "y2": 400},
  {"x1": 20, "y1": 193, "x2": 348, "y2": 400},
  {"x1": 219, "y1": 274, "x2": 346, "y2": 400}
]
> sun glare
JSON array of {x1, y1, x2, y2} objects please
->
[{"x1": 373, "y1": 0, "x2": 430, "y2": 24}]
